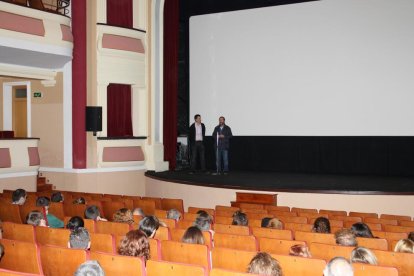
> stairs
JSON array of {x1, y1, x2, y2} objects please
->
[{"x1": 37, "y1": 176, "x2": 53, "y2": 192}]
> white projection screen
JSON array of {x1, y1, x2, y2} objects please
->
[{"x1": 189, "y1": 0, "x2": 414, "y2": 136}]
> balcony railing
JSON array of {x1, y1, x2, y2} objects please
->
[{"x1": 1, "y1": 0, "x2": 70, "y2": 16}]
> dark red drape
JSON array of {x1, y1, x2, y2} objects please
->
[
  {"x1": 163, "y1": 0, "x2": 179, "y2": 170},
  {"x1": 107, "y1": 84, "x2": 133, "y2": 137},
  {"x1": 106, "y1": 0, "x2": 133, "y2": 28}
]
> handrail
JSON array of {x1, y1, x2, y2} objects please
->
[{"x1": 1, "y1": 0, "x2": 71, "y2": 17}]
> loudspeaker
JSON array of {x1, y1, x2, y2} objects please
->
[{"x1": 85, "y1": 106, "x2": 102, "y2": 133}]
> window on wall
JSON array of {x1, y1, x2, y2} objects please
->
[
  {"x1": 106, "y1": 0, "x2": 133, "y2": 28},
  {"x1": 107, "y1": 84, "x2": 133, "y2": 137}
]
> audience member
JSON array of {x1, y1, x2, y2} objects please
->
[
  {"x1": 85, "y1": 205, "x2": 107, "y2": 221},
  {"x1": 66, "y1": 216, "x2": 85, "y2": 231},
  {"x1": 351, "y1": 222, "x2": 374, "y2": 238},
  {"x1": 335, "y1": 229, "x2": 358, "y2": 247},
  {"x1": 394, "y1": 239, "x2": 414, "y2": 253},
  {"x1": 182, "y1": 226, "x2": 205, "y2": 244},
  {"x1": 11, "y1": 188, "x2": 27, "y2": 205},
  {"x1": 261, "y1": 217, "x2": 272, "y2": 227},
  {"x1": 324, "y1": 257, "x2": 353, "y2": 276},
  {"x1": 132, "y1": 208, "x2": 145, "y2": 217},
  {"x1": 69, "y1": 227, "x2": 91, "y2": 250},
  {"x1": 247, "y1": 252, "x2": 283, "y2": 276},
  {"x1": 36, "y1": 196, "x2": 64, "y2": 228},
  {"x1": 138, "y1": 216, "x2": 160, "y2": 238},
  {"x1": 267, "y1": 218, "x2": 283, "y2": 229},
  {"x1": 73, "y1": 197, "x2": 86, "y2": 204},
  {"x1": 167, "y1": 209, "x2": 182, "y2": 221},
  {"x1": 193, "y1": 211, "x2": 213, "y2": 231},
  {"x1": 51, "y1": 192, "x2": 64, "y2": 203},
  {"x1": 232, "y1": 211, "x2": 248, "y2": 226},
  {"x1": 408, "y1": 231, "x2": 414, "y2": 242},
  {"x1": 26, "y1": 211, "x2": 47, "y2": 226},
  {"x1": 0, "y1": 243, "x2": 3, "y2": 261},
  {"x1": 313, "y1": 217, "x2": 331, "y2": 233},
  {"x1": 0, "y1": 219, "x2": 3, "y2": 239},
  {"x1": 118, "y1": 230, "x2": 150, "y2": 261},
  {"x1": 350, "y1": 247, "x2": 378, "y2": 265},
  {"x1": 113, "y1": 208, "x2": 134, "y2": 224},
  {"x1": 74, "y1": 260, "x2": 105, "y2": 276},
  {"x1": 289, "y1": 244, "x2": 312, "y2": 258}
]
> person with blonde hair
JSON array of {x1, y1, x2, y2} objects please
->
[
  {"x1": 113, "y1": 208, "x2": 134, "y2": 224},
  {"x1": 118, "y1": 230, "x2": 150, "y2": 261},
  {"x1": 335, "y1": 229, "x2": 358, "y2": 247},
  {"x1": 350, "y1": 247, "x2": 378, "y2": 265},
  {"x1": 289, "y1": 244, "x2": 312, "y2": 258},
  {"x1": 247, "y1": 252, "x2": 283, "y2": 276},
  {"x1": 267, "y1": 218, "x2": 283, "y2": 229},
  {"x1": 394, "y1": 239, "x2": 414, "y2": 253},
  {"x1": 181, "y1": 226, "x2": 205, "y2": 244}
]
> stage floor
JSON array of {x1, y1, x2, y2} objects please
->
[{"x1": 145, "y1": 170, "x2": 414, "y2": 195}]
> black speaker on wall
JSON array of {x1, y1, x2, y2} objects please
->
[{"x1": 86, "y1": 106, "x2": 102, "y2": 135}]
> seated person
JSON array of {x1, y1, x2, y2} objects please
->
[
  {"x1": 118, "y1": 230, "x2": 150, "y2": 261},
  {"x1": 351, "y1": 222, "x2": 374, "y2": 238},
  {"x1": 0, "y1": 242, "x2": 3, "y2": 261},
  {"x1": 313, "y1": 217, "x2": 331, "y2": 233},
  {"x1": 350, "y1": 246, "x2": 378, "y2": 265},
  {"x1": 138, "y1": 216, "x2": 160, "y2": 238},
  {"x1": 193, "y1": 210, "x2": 213, "y2": 231},
  {"x1": 84, "y1": 205, "x2": 107, "y2": 221},
  {"x1": 167, "y1": 209, "x2": 182, "y2": 221},
  {"x1": 289, "y1": 244, "x2": 312, "y2": 258},
  {"x1": 182, "y1": 226, "x2": 205, "y2": 245},
  {"x1": 36, "y1": 196, "x2": 64, "y2": 228},
  {"x1": 51, "y1": 192, "x2": 64, "y2": 203},
  {"x1": 409, "y1": 231, "x2": 414, "y2": 242},
  {"x1": 12, "y1": 188, "x2": 27, "y2": 205},
  {"x1": 267, "y1": 218, "x2": 283, "y2": 229},
  {"x1": 66, "y1": 216, "x2": 85, "y2": 231},
  {"x1": 261, "y1": 217, "x2": 272, "y2": 227},
  {"x1": 232, "y1": 211, "x2": 248, "y2": 226},
  {"x1": 335, "y1": 229, "x2": 358, "y2": 247},
  {"x1": 324, "y1": 257, "x2": 353, "y2": 276},
  {"x1": 113, "y1": 208, "x2": 134, "y2": 224},
  {"x1": 73, "y1": 197, "x2": 86, "y2": 205},
  {"x1": 394, "y1": 239, "x2": 414, "y2": 253},
  {"x1": 26, "y1": 210, "x2": 47, "y2": 227},
  {"x1": 74, "y1": 260, "x2": 105, "y2": 276},
  {"x1": 68, "y1": 227, "x2": 91, "y2": 250},
  {"x1": 132, "y1": 208, "x2": 145, "y2": 217},
  {"x1": 247, "y1": 252, "x2": 283, "y2": 276}
]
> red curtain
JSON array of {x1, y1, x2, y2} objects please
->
[
  {"x1": 107, "y1": 84, "x2": 133, "y2": 137},
  {"x1": 163, "y1": 0, "x2": 179, "y2": 170},
  {"x1": 106, "y1": 0, "x2": 133, "y2": 28}
]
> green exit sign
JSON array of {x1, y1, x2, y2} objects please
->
[{"x1": 33, "y1": 92, "x2": 42, "y2": 98}]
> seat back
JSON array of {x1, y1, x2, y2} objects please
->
[
  {"x1": 95, "y1": 220, "x2": 131, "y2": 236},
  {"x1": 35, "y1": 227, "x2": 71, "y2": 247},
  {"x1": 132, "y1": 199, "x2": 156, "y2": 215},
  {"x1": 146, "y1": 260, "x2": 206, "y2": 276},
  {"x1": 372, "y1": 231, "x2": 408, "y2": 250},
  {"x1": 349, "y1": 212, "x2": 378, "y2": 219},
  {"x1": 214, "y1": 224, "x2": 250, "y2": 235},
  {"x1": 383, "y1": 225, "x2": 414, "y2": 233},
  {"x1": 291, "y1": 207, "x2": 318, "y2": 213},
  {"x1": 39, "y1": 245, "x2": 87, "y2": 276},
  {"x1": 215, "y1": 206, "x2": 239, "y2": 212},
  {"x1": 330, "y1": 215, "x2": 362, "y2": 223},
  {"x1": 154, "y1": 226, "x2": 171, "y2": 240},
  {"x1": 211, "y1": 248, "x2": 256, "y2": 272},
  {"x1": 278, "y1": 216, "x2": 308, "y2": 224},
  {"x1": 353, "y1": 263, "x2": 398, "y2": 276},
  {"x1": 183, "y1": 212, "x2": 199, "y2": 221},
  {"x1": 187, "y1": 207, "x2": 215, "y2": 216},
  {"x1": 209, "y1": 268, "x2": 259, "y2": 276},
  {"x1": 284, "y1": 222, "x2": 313, "y2": 233},
  {"x1": 294, "y1": 231, "x2": 336, "y2": 246},
  {"x1": 0, "y1": 239, "x2": 42, "y2": 274},
  {"x1": 356, "y1": 237, "x2": 388, "y2": 251},
  {"x1": 90, "y1": 232, "x2": 115, "y2": 253},
  {"x1": 89, "y1": 251, "x2": 146, "y2": 276},
  {"x1": 264, "y1": 205, "x2": 290, "y2": 212},
  {"x1": 159, "y1": 218, "x2": 176, "y2": 229},
  {"x1": 102, "y1": 201, "x2": 126, "y2": 221},
  {"x1": 373, "y1": 249, "x2": 414, "y2": 276},
  {"x1": 214, "y1": 216, "x2": 233, "y2": 225},
  {"x1": 214, "y1": 233, "x2": 258, "y2": 251},
  {"x1": 48, "y1": 202, "x2": 65, "y2": 221},
  {"x1": 0, "y1": 201, "x2": 23, "y2": 223},
  {"x1": 170, "y1": 228, "x2": 213, "y2": 248},
  {"x1": 399, "y1": 220, "x2": 414, "y2": 227},
  {"x1": 2, "y1": 221, "x2": 36, "y2": 243},
  {"x1": 250, "y1": 227, "x2": 293, "y2": 240},
  {"x1": 141, "y1": 197, "x2": 162, "y2": 209},
  {"x1": 364, "y1": 217, "x2": 398, "y2": 226},
  {"x1": 177, "y1": 220, "x2": 195, "y2": 229},
  {"x1": 270, "y1": 254, "x2": 326, "y2": 276},
  {"x1": 258, "y1": 237, "x2": 305, "y2": 255},
  {"x1": 380, "y1": 214, "x2": 411, "y2": 222},
  {"x1": 0, "y1": 268, "x2": 42, "y2": 275},
  {"x1": 310, "y1": 242, "x2": 354, "y2": 261},
  {"x1": 319, "y1": 209, "x2": 347, "y2": 216},
  {"x1": 160, "y1": 240, "x2": 210, "y2": 269},
  {"x1": 63, "y1": 203, "x2": 87, "y2": 218},
  {"x1": 161, "y1": 198, "x2": 184, "y2": 213}
]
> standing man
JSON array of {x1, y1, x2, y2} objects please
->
[
  {"x1": 212, "y1": 116, "x2": 233, "y2": 175},
  {"x1": 189, "y1": 114, "x2": 206, "y2": 173}
]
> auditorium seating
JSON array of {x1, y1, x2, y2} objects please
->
[
  {"x1": 384, "y1": 225, "x2": 414, "y2": 233},
  {"x1": 215, "y1": 216, "x2": 233, "y2": 225},
  {"x1": 160, "y1": 240, "x2": 211, "y2": 269},
  {"x1": 0, "y1": 239, "x2": 43, "y2": 274},
  {"x1": 2, "y1": 222, "x2": 36, "y2": 243},
  {"x1": 187, "y1": 206, "x2": 215, "y2": 216},
  {"x1": 209, "y1": 268, "x2": 258, "y2": 276},
  {"x1": 89, "y1": 232, "x2": 115, "y2": 253},
  {"x1": 154, "y1": 226, "x2": 171, "y2": 240},
  {"x1": 319, "y1": 209, "x2": 347, "y2": 216},
  {"x1": 258, "y1": 237, "x2": 305, "y2": 255},
  {"x1": 291, "y1": 207, "x2": 318, "y2": 213},
  {"x1": 356, "y1": 237, "x2": 388, "y2": 251},
  {"x1": 250, "y1": 227, "x2": 293, "y2": 240},
  {"x1": 89, "y1": 251, "x2": 146, "y2": 276},
  {"x1": 48, "y1": 202, "x2": 65, "y2": 221},
  {"x1": 0, "y1": 269, "x2": 42, "y2": 275},
  {"x1": 294, "y1": 231, "x2": 336, "y2": 246},
  {"x1": 213, "y1": 224, "x2": 250, "y2": 235},
  {"x1": 309, "y1": 242, "x2": 354, "y2": 261},
  {"x1": 170, "y1": 228, "x2": 213, "y2": 248},
  {"x1": 278, "y1": 216, "x2": 308, "y2": 224},
  {"x1": 270, "y1": 254, "x2": 326, "y2": 276},
  {"x1": 264, "y1": 205, "x2": 290, "y2": 212},
  {"x1": 159, "y1": 218, "x2": 176, "y2": 229},
  {"x1": 0, "y1": 201, "x2": 24, "y2": 224},
  {"x1": 211, "y1": 248, "x2": 256, "y2": 272},
  {"x1": 132, "y1": 198, "x2": 156, "y2": 215},
  {"x1": 161, "y1": 198, "x2": 184, "y2": 213},
  {"x1": 213, "y1": 233, "x2": 258, "y2": 251},
  {"x1": 177, "y1": 220, "x2": 195, "y2": 229},
  {"x1": 380, "y1": 214, "x2": 411, "y2": 222},
  {"x1": 349, "y1": 211, "x2": 378, "y2": 219},
  {"x1": 146, "y1": 260, "x2": 206, "y2": 276},
  {"x1": 183, "y1": 212, "x2": 198, "y2": 221},
  {"x1": 102, "y1": 201, "x2": 126, "y2": 221},
  {"x1": 372, "y1": 248, "x2": 414, "y2": 276},
  {"x1": 352, "y1": 263, "x2": 398, "y2": 276},
  {"x1": 39, "y1": 245, "x2": 88, "y2": 276},
  {"x1": 365, "y1": 217, "x2": 398, "y2": 227},
  {"x1": 95, "y1": 220, "x2": 131, "y2": 236},
  {"x1": 35, "y1": 227, "x2": 71, "y2": 247}
]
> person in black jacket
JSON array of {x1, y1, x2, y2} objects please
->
[
  {"x1": 212, "y1": 116, "x2": 233, "y2": 174},
  {"x1": 188, "y1": 114, "x2": 206, "y2": 173}
]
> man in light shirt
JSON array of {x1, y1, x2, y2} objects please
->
[{"x1": 188, "y1": 114, "x2": 206, "y2": 173}]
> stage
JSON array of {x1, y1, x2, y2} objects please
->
[{"x1": 145, "y1": 170, "x2": 414, "y2": 195}]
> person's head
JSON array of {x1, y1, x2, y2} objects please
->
[
  {"x1": 132, "y1": 208, "x2": 145, "y2": 217},
  {"x1": 261, "y1": 217, "x2": 272, "y2": 228},
  {"x1": 73, "y1": 197, "x2": 86, "y2": 205},
  {"x1": 74, "y1": 260, "x2": 105, "y2": 276},
  {"x1": 267, "y1": 218, "x2": 283, "y2": 229},
  {"x1": 0, "y1": 220, "x2": 2, "y2": 239},
  {"x1": 26, "y1": 211, "x2": 46, "y2": 226},
  {"x1": 12, "y1": 189, "x2": 27, "y2": 205},
  {"x1": 167, "y1": 209, "x2": 182, "y2": 221},
  {"x1": 289, "y1": 244, "x2": 312, "y2": 258},
  {"x1": 350, "y1": 247, "x2": 378, "y2": 265},
  {"x1": 118, "y1": 230, "x2": 150, "y2": 260},
  {"x1": 0, "y1": 243, "x2": 4, "y2": 260},
  {"x1": 247, "y1": 252, "x2": 283, "y2": 276},
  {"x1": 138, "y1": 216, "x2": 160, "y2": 238},
  {"x1": 113, "y1": 208, "x2": 134, "y2": 224},
  {"x1": 313, "y1": 217, "x2": 331, "y2": 233},
  {"x1": 194, "y1": 114, "x2": 201, "y2": 124},
  {"x1": 394, "y1": 239, "x2": 414, "y2": 253},
  {"x1": 51, "y1": 192, "x2": 64, "y2": 203},
  {"x1": 194, "y1": 211, "x2": 213, "y2": 231},
  {"x1": 85, "y1": 205, "x2": 101, "y2": 220},
  {"x1": 219, "y1": 116, "x2": 225, "y2": 126},
  {"x1": 69, "y1": 227, "x2": 91, "y2": 249},
  {"x1": 351, "y1": 222, "x2": 374, "y2": 238},
  {"x1": 232, "y1": 211, "x2": 248, "y2": 226},
  {"x1": 335, "y1": 229, "x2": 358, "y2": 247},
  {"x1": 408, "y1": 232, "x2": 414, "y2": 242},
  {"x1": 66, "y1": 216, "x2": 85, "y2": 231},
  {"x1": 324, "y1": 257, "x2": 353, "y2": 276},
  {"x1": 182, "y1": 226, "x2": 205, "y2": 244},
  {"x1": 36, "y1": 196, "x2": 50, "y2": 208}
]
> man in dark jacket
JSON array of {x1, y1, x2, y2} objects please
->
[
  {"x1": 188, "y1": 114, "x2": 206, "y2": 173},
  {"x1": 212, "y1": 116, "x2": 233, "y2": 174}
]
